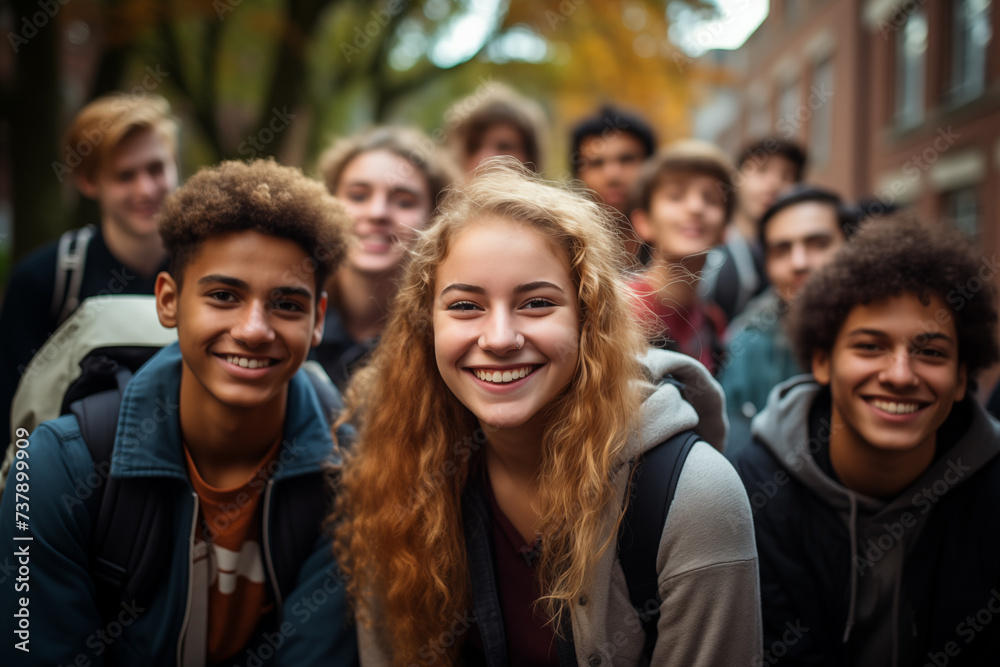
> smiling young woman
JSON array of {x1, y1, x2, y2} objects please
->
[
  {"x1": 331, "y1": 159, "x2": 760, "y2": 667},
  {"x1": 311, "y1": 127, "x2": 458, "y2": 391}
]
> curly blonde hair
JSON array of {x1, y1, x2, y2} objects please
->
[{"x1": 332, "y1": 158, "x2": 648, "y2": 665}]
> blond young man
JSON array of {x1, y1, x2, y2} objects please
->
[{"x1": 0, "y1": 94, "x2": 179, "y2": 442}]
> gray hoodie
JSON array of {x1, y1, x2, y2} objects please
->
[{"x1": 358, "y1": 349, "x2": 761, "y2": 666}]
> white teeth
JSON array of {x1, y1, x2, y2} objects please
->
[
  {"x1": 226, "y1": 355, "x2": 272, "y2": 369},
  {"x1": 474, "y1": 366, "x2": 534, "y2": 384},
  {"x1": 871, "y1": 399, "x2": 920, "y2": 415}
]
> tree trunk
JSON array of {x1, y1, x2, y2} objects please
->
[{"x1": 9, "y1": 0, "x2": 66, "y2": 260}]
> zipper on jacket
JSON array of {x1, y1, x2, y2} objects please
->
[
  {"x1": 177, "y1": 491, "x2": 200, "y2": 666},
  {"x1": 262, "y1": 478, "x2": 283, "y2": 611}
]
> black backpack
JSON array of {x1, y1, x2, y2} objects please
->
[
  {"x1": 617, "y1": 428, "x2": 701, "y2": 659},
  {"x1": 65, "y1": 348, "x2": 346, "y2": 623}
]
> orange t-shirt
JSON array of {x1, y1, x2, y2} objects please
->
[{"x1": 184, "y1": 439, "x2": 282, "y2": 664}]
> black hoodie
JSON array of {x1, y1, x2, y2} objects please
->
[{"x1": 735, "y1": 375, "x2": 1000, "y2": 667}]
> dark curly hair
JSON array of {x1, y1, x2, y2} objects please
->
[
  {"x1": 788, "y1": 219, "x2": 1000, "y2": 381},
  {"x1": 158, "y1": 159, "x2": 352, "y2": 295}
]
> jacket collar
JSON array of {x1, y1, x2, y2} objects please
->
[{"x1": 111, "y1": 343, "x2": 335, "y2": 481}]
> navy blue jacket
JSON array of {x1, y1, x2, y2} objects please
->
[{"x1": 0, "y1": 344, "x2": 357, "y2": 666}]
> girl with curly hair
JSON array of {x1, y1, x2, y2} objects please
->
[
  {"x1": 332, "y1": 159, "x2": 760, "y2": 666},
  {"x1": 312, "y1": 126, "x2": 458, "y2": 391}
]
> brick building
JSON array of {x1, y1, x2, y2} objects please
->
[{"x1": 695, "y1": 0, "x2": 1000, "y2": 255}]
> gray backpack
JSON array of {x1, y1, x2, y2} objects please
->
[{"x1": 1, "y1": 295, "x2": 177, "y2": 492}]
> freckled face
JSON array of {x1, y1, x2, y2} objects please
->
[
  {"x1": 335, "y1": 149, "x2": 433, "y2": 278},
  {"x1": 433, "y1": 218, "x2": 580, "y2": 435},
  {"x1": 155, "y1": 231, "x2": 326, "y2": 413}
]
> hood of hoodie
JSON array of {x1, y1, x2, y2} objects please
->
[
  {"x1": 626, "y1": 348, "x2": 728, "y2": 461},
  {"x1": 752, "y1": 374, "x2": 1000, "y2": 516},
  {"x1": 751, "y1": 374, "x2": 1000, "y2": 665}
]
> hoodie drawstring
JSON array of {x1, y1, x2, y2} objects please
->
[{"x1": 843, "y1": 494, "x2": 858, "y2": 643}]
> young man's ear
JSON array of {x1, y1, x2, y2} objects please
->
[
  {"x1": 630, "y1": 208, "x2": 655, "y2": 244},
  {"x1": 311, "y1": 292, "x2": 328, "y2": 348},
  {"x1": 155, "y1": 272, "x2": 179, "y2": 329},
  {"x1": 74, "y1": 172, "x2": 100, "y2": 200},
  {"x1": 812, "y1": 349, "x2": 831, "y2": 385},
  {"x1": 955, "y1": 362, "x2": 968, "y2": 403}
]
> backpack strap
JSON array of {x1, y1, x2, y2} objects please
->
[
  {"x1": 51, "y1": 225, "x2": 95, "y2": 325},
  {"x1": 70, "y1": 366, "x2": 171, "y2": 618},
  {"x1": 69, "y1": 364, "x2": 175, "y2": 620},
  {"x1": 618, "y1": 428, "x2": 701, "y2": 659}
]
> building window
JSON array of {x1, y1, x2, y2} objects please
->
[
  {"x1": 810, "y1": 58, "x2": 834, "y2": 166},
  {"x1": 944, "y1": 187, "x2": 980, "y2": 238},
  {"x1": 896, "y1": 10, "x2": 927, "y2": 128},
  {"x1": 952, "y1": 0, "x2": 993, "y2": 103},
  {"x1": 775, "y1": 81, "x2": 802, "y2": 139}
]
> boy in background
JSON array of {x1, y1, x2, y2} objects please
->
[
  {"x1": 0, "y1": 94, "x2": 179, "y2": 443},
  {"x1": 444, "y1": 83, "x2": 548, "y2": 174},
  {"x1": 703, "y1": 137, "x2": 806, "y2": 322},
  {"x1": 629, "y1": 140, "x2": 733, "y2": 375},
  {"x1": 721, "y1": 184, "x2": 854, "y2": 456},
  {"x1": 569, "y1": 105, "x2": 657, "y2": 263}
]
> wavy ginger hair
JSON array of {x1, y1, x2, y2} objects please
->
[{"x1": 332, "y1": 158, "x2": 648, "y2": 665}]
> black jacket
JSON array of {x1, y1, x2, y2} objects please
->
[{"x1": 735, "y1": 376, "x2": 1000, "y2": 667}]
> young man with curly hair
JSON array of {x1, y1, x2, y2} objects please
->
[
  {"x1": 0, "y1": 160, "x2": 358, "y2": 666},
  {"x1": 735, "y1": 219, "x2": 1000, "y2": 666}
]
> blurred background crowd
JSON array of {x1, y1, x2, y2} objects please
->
[{"x1": 1, "y1": 0, "x2": 998, "y2": 410}]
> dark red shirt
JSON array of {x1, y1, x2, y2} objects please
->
[
  {"x1": 630, "y1": 277, "x2": 728, "y2": 374},
  {"x1": 486, "y1": 477, "x2": 559, "y2": 666}
]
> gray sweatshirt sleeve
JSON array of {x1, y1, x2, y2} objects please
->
[{"x1": 653, "y1": 441, "x2": 762, "y2": 666}]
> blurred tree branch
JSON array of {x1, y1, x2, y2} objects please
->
[{"x1": 4, "y1": 0, "x2": 713, "y2": 260}]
